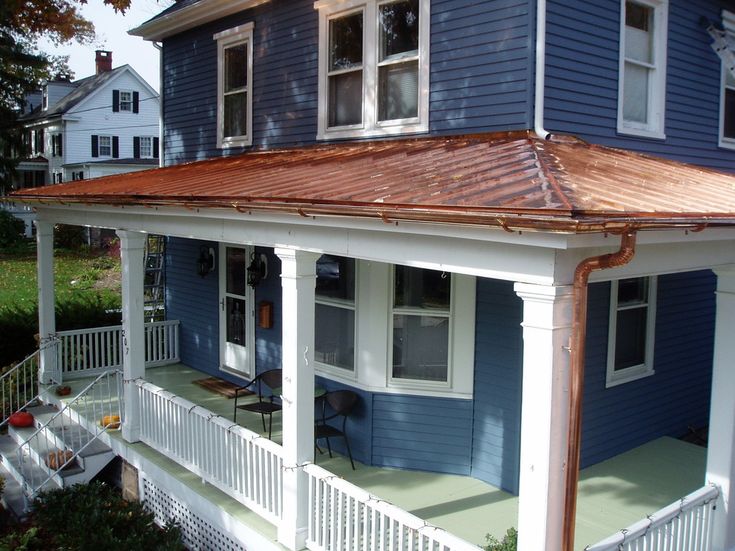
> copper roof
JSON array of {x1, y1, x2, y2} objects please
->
[{"x1": 13, "y1": 131, "x2": 735, "y2": 233}]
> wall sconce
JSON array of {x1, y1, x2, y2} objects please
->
[
  {"x1": 197, "y1": 246, "x2": 215, "y2": 278},
  {"x1": 247, "y1": 252, "x2": 268, "y2": 287}
]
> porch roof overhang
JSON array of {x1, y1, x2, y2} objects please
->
[{"x1": 12, "y1": 131, "x2": 735, "y2": 235}]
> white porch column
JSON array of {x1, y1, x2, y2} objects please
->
[
  {"x1": 514, "y1": 283, "x2": 574, "y2": 551},
  {"x1": 117, "y1": 230, "x2": 147, "y2": 443},
  {"x1": 36, "y1": 221, "x2": 56, "y2": 384},
  {"x1": 707, "y1": 267, "x2": 735, "y2": 551},
  {"x1": 274, "y1": 247, "x2": 320, "y2": 551}
]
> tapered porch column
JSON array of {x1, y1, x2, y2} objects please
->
[
  {"x1": 117, "y1": 230, "x2": 147, "y2": 443},
  {"x1": 274, "y1": 247, "x2": 320, "y2": 551},
  {"x1": 707, "y1": 267, "x2": 735, "y2": 551},
  {"x1": 514, "y1": 283, "x2": 574, "y2": 551},
  {"x1": 36, "y1": 221, "x2": 56, "y2": 384}
]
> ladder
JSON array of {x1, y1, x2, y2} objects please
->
[{"x1": 144, "y1": 235, "x2": 165, "y2": 322}]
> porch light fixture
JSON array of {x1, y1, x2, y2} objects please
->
[
  {"x1": 247, "y1": 252, "x2": 268, "y2": 287},
  {"x1": 197, "y1": 246, "x2": 215, "y2": 277}
]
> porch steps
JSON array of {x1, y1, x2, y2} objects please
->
[{"x1": 0, "y1": 403, "x2": 116, "y2": 518}]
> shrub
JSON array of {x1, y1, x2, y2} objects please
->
[
  {"x1": 0, "y1": 211, "x2": 26, "y2": 250},
  {"x1": 1, "y1": 483, "x2": 183, "y2": 551},
  {"x1": 485, "y1": 527, "x2": 518, "y2": 551},
  {"x1": 53, "y1": 224, "x2": 86, "y2": 251}
]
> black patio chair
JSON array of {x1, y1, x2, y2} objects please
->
[
  {"x1": 314, "y1": 390, "x2": 359, "y2": 470},
  {"x1": 233, "y1": 369, "x2": 283, "y2": 439}
]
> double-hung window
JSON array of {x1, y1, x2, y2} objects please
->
[
  {"x1": 214, "y1": 23, "x2": 254, "y2": 148},
  {"x1": 719, "y1": 11, "x2": 735, "y2": 149},
  {"x1": 316, "y1": 0, "x2": 429, "y2": 139},
  {"x1": 119, "y1": 91, "x2": 133, "y2": 112},
  {"x1": 98, "y1": 135, "x2": 112, "y2": 157},
  {"x1": 618, "y1": 0, "x2": 668, "y2": 138},
  {"x1": 607, "y1": 276, "x2": 657, "y2": 387},
  {"x1": 315, "y1": 255, "x2": 356, "y2": 373},
  {"x1": 391, "y1": 266, "x2": 451, "y2": 385}
]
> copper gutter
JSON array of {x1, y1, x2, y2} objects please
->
[{"x1": 562, "y1": 229, "x2": 637, "y2": 551}]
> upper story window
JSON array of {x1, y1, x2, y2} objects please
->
[
  {"x1": 617, "y1": 0, "x2": 668, "y2": 139},
  {"x1": 113, "y1": 89, "x2": 139, "y2": 113},
  {"x1": 134, "y1": 136, "x2": 159, "y2": 159},
  {"x1": 214, "y1": 23, "x2": 254, "y2": 148},
  {"x1": 99, "y1": 135, "x2": 112, "y2": 157},
  {"x1": 316, "y1": 0, "x2": 430, "y2": 140},
  {"x1": 606, "y1": 276, "x2": 657, "y2": 387},
  {"x1": 315, "y1": 255, "x2": 356, "y2": 373},
  {"x1": 51, "y1": 134, "x2": 62, "y2": 157},
  {"x1": 722, "y1": 67, "x2": 735, "y2": 148},
  {"x1": 91, "y1": 134, "x2": 119, "y2": 159}
]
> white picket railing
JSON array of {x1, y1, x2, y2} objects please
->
[
  {"x1": 585, "y1": 484, "x2": 720, "y2": 551},
  {"x1": 56, "y1": 321, "x2": 180, "y2": 379},
  {"x1": 135, "y1": 379, "x2": 283, "y2": 525},
  {"x1": 304, "y1": 463, "x2": 482, "y2": 551},
  {"x1": 0, "y1": 350, "x2": 41, "y2": 427}
]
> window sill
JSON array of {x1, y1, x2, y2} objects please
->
[
  {"x1": 218, "y1": 136, "x2": 252, "y2": 149},
  {"x1": 317, "y1": 123, "x2": 428, "y2": 142},
  {"x1": 605, "y1": 367, "x2": 655, "y2": 388},
  {"x1": 616, "y1": 125, "x2": 666, "y2": 141},
  {"x1": 718, "y1": 138, "x2": 735, "y2": 151}
]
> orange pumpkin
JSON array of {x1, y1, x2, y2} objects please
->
[{"x1": 100, "y1": 415, "x2": 121, "y2": 429}]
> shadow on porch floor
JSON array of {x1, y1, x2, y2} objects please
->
[{"x1": 55, "y1": 363, "x2": 707, "y2": 550}]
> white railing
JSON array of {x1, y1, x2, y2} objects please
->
[
  {"x1": 0, "y1": 350, "x2": 41, "y2": 427},
  {"x1": 585, "y1": 484, "x2": 720, "y2": 551},
  {"x1": 17, "y1": 369, "x2": 123, "y2": 499},
  {"x1": 56, "y1": 321, "x2": 180, "y2": 379},
  {"x1": 304, "y1": 463, "x2": 481, "y2": 551},
  {"x1": 136, "y1": 379, "x2": 283, "y2": 525}
]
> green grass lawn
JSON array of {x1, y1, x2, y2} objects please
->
[{"x1": 0, "y1": 247, "x2": 121, "y2": 312}]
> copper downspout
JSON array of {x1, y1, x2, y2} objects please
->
[{"x1": 561, "y1": 229, "x2": 637, "y2": 551}]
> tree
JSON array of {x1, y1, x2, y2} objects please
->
[{"x1": 0, "y1": 0, "x2": 132, "y2": 192}]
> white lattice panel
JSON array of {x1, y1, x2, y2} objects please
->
[{"x1": 141, "y1": 476, "x2": 247, "y2": 551}]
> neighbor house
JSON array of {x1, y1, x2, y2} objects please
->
[{"x1": 6, "y1": 1, "x2": 735, "y2": 551}]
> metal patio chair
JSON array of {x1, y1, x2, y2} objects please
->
[
  {"x1": 233, "y1": 368, "x2": 282, "y2": 439},
  {"x1": 314, "y1": 389, "x2": 359, "y2": 470}
]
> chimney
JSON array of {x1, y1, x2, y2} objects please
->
[{"x1": 95, "y1": 50, "x2": 113, "y2": 74}]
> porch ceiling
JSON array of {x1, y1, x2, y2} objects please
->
[{"x1": 13, "y1": 131, "x2": 735, "y2": 234}]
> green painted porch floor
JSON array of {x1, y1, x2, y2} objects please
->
[{"x1": 60, "y1": 364, "x2": 707, "y2": 550}]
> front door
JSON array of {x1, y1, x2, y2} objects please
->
[{"x1": 219, "y1": 244, "x2": 255, "y2": 378}]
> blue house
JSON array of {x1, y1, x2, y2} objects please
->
[{"x1": 9, "y1": 1, "x2": 735, "y2": 550}]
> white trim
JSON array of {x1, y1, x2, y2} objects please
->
[
  {"x1": 215, "y1": 23, "x2": 254, "y2": 149},
  {"x1": 719, "y1": 39, "x2": 735, "y2": 150},
  {"x1": 617, "y1": 0, "x2": 668, "y2": 139},
  {"x1": 315, "y1": 0, "x2": 430, "y2": 140},
  {"x1": 605, "y1": 276, "x2": 657, "y2": 387},
  {"x1": 119, "y1": 90, "x2": 134, "y2": 112},
  {"x1": 98, "y1": 135, "x2": 113, "y2": 158}
]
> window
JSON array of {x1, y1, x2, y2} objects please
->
[
  {"x1": 720, "y1": 62, "x2": 735, "y2": 149},
  {"x1": 214, "y1": 23, "x2": 254, "y2": 148},
  {"x1": 71, "y1": 171, "x2": 84, "y2": 181},
  {"x1": 113, "y1": 90, "x2": 139, "y2": 113},
  {"x1": 391, "y1": 266, "x2": 450, "y2": 384},
  {"x1": 316, "y1": 0, "x2": 429, "y2": 139},
  {"x1": 91, "y1": 135, "x2": 118, "y2": 158},
  {"x1": 51, "y1": 134, "x2": 62, "y2": 157},
  {"x1": 617, "y1": 0, "x2": 668, "y2": 138},
  {"x1": 120, "y1": 91, "x2": 133, "y2": 112},
  {"x1": 135, "y1": 136, "x2": 156, "y2": 158},
  {"x1": 315, "y1": 255, "x2": 356, "y2": 372},
  {"x1": 606, "y1": 276, "x2": 657, "y2": 387},
  {"x1": 99, "y1": 136, "x2": 112, "y2": 157},
  {"x1": 52, "y1": 172, "x2": 63, "y2": 184},
  {"x1": 33, "y1": 129, "x2": 44, "y2": 155}
]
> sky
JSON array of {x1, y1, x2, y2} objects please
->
[{"x1": 41, "y1": 0, "x2": 175, "y2": 92}]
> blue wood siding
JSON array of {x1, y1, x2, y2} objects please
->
[
  {"x1": 162, "y1": 0, "x2": 535, "y2": 164},
  {"x1": 371, "y1": 393, "x2": 473, "y2": 474},
  {"x1": 471, "y1": 279, "x2": 522, "y2": 494},
  {"x1": 581, "y1": 270, "x2": 715, "y2": 467},
  {"x1": 545, "y1": 0, "x2": 735, "y2": 172},
  {"x1": 165, "y1": 237, "x2": 220, "y2": 376}
]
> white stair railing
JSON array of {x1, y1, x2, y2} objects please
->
[
  {"x1": 585, "y1": 484, "x2": 720, "y2": 551},
  {"x1": 16, "y1": 370, "x2": 123, "y2": 500},
  {"x1": 136, "y1": 379, "x2": 283, "y2": 524},
  {"x1": 0, "y1": 350, "x2": 40, "y2": 428},
  {"x1": 304, "y1": 463, "x2": 482, "y2": 551}
]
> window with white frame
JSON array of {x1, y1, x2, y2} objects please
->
[
  {"x1": 214, "y1": 23, "x2": 254, "y2": 148},
  {"x1": 119, "y1": 90, "x2": 133, "y2": 112},
  {"x1": 98, "y1": 135, "x2": 112, "y2": 157},
  {"x1": 140, "y1": 136, "x2": 154, "y2": 158},
  {"x1": 618, "y1": 0, "x2": 668, "y2": 138},
  {"x1": 315, "y1": 255, "x2": 356, "y2": 372},
  {"x1": 606, "y1": 276, "x2": 657, "y2": 387},
  {"x1": 721, "y1": 63, "x2": 735, "y2": 148},
  {"x1": 316, "y1": 0, "x2": 429, "y2": 139},
  {"x1": 391, "y1": 266, "x2": 451, "y2": 384}
]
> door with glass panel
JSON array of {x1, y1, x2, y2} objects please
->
[{"x1": 219, "y1": 245, "x2": 255, "y2": 378}]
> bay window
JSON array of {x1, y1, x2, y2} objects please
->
[
  {"x1": 317, "y1": 0, "x2": 429, "y2": 139},
  {"x1": 721, "y1": 62, "x2": 735, "y2": 148},
  {"x1": 315, "y1": 255, "x2": 356, "y2": 372}
]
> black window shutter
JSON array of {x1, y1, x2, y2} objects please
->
[
  {"x1": 133, "y1": 136, "x2": 140, "y2": 158},
  {"x1": 38, "y1": 129, "x2": 44, "y2": 153},
  {"x1": 57, "y1": 134, "x2": 62, "y2": 157},
  {"x1": 112, "y1": 90, "x2": 120, "y2": 112},
  {"x1": 112, "y1": 136, "x2": 119, "y2": 158},
  {"x1": 91, "y1": 135, "x2": 99, "y2": 157},
  {"x1": 153, "y1": 137, "x2": 159, "y2": 159},
  {"x1": 133, "y1": 91, "x2": 139, "y2": 113}
]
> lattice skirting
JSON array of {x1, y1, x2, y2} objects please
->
[{"x1": 141, "y1": 475, "x2": 247, "y2": 551}]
